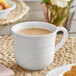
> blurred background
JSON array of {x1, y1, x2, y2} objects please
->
[
  {"x1": 23, "y1": 0, "x2": 76, "y2": 36},
  {"x1": 0, "y1": 0, "x2": 76, "y2": 36}
]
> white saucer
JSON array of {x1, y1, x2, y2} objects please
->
[{"x1": 46, "y1": 63, "x2": 76, "y2": 76}]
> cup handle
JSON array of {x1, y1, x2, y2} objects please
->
[{"x1": 55, "y1": 27, "x2": 68, "y2": 52}]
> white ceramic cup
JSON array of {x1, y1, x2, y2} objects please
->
[{"x1": 11, "y1": 21, "x2": 68, "y2": 70}]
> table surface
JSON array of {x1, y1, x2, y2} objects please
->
[{"x1": 23, "y1": 1, "x2": 76, "y2": 36}]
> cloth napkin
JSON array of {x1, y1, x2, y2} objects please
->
[{"x1": 0, "y1": 64, "x2": 14, "y2": 76}]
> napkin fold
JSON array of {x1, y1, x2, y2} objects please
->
[{"x1": 0, "y1": 64, "x2": 14, "y2": 76}]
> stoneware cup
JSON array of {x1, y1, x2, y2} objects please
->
[{"x1": 11, "y1": 21, "x2": 68, "y2": 70}]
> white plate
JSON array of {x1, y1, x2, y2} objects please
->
[
  {"x1": 0, "y1": 0, "x2": 16, "y2": 19},
  {"x1": 46, "y1": 63, "x2": 76, "y2": 76}
]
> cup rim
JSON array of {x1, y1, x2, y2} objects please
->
[{"x1": 11, "y1": 21, "x2": 57, "y2": 37}]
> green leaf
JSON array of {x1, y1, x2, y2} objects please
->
[
  {"x1": 41, "y1": 0, "x2": 50, "y2": 4},
  {"x1": 68, "y1": 0, "x2": 73, "y2": 6}
]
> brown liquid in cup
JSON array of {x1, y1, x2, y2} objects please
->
[{"x1": 17, "y1": 28, "x2": 52, "y2": 36}]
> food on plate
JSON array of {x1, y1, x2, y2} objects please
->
[
  {"x1": 0, "y1": 3, "x2": 7, "y2": 9},
  {"x1": 71, "y1": 65, "x2": 76, "y2": 72},
  {"x1": 63, "y1": 65, "x2": 76, "y2": 76},
  {"x1": 0, "y1": 0, "x2": 10, "y2": 10},
  {"x1": 0, "y1": 5, "x2": 3, "y2": 10}
]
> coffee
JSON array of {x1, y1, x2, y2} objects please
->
[{"x1": 17, "y1": 28, "x2": 51, "y2": 36}]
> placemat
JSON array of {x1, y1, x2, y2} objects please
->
[
  {"x1": 0, "y1": 35, "x2": 76, "y2": 76},
  {"x1": 0, "y1": 0, "x2": 29, "y2": 27}
]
